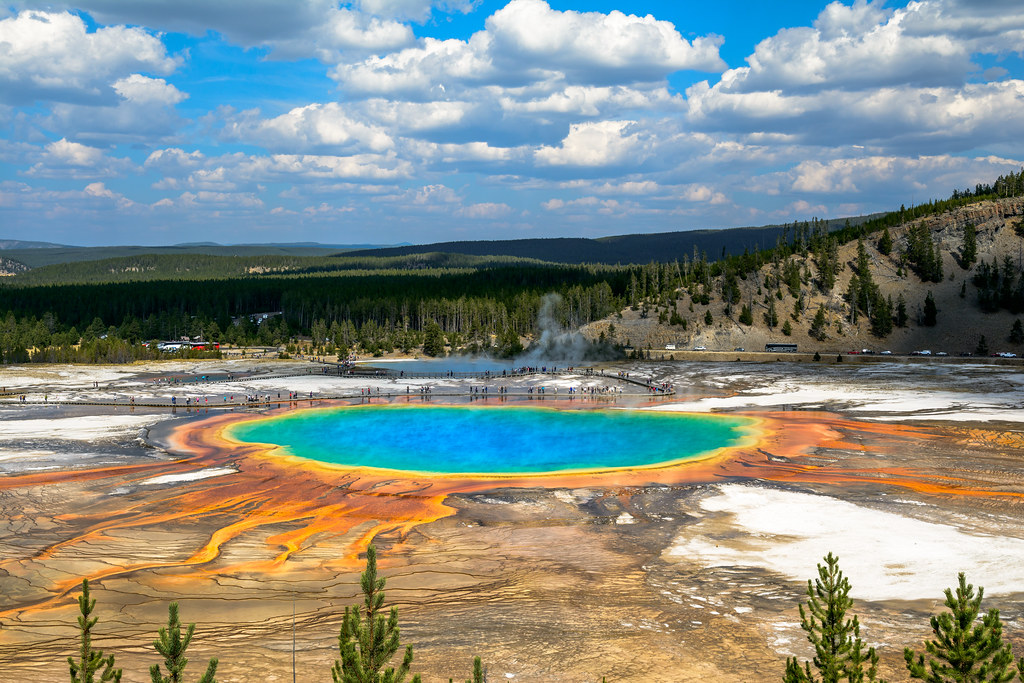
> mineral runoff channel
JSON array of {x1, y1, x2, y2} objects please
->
[{"x1": 1, "y1": 359, "x2": 1024, "y2": 681}]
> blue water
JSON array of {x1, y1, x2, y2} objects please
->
[{"x1": 225, "y1": 405, "x2": 751, "y2": 474}]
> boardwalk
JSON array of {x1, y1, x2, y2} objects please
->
[{"x1": 0, "y1": 360, "x2": 674, "y2": 408}]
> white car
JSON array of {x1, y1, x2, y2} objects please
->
[
  {"x1": 880, "y1": 350, "x2": 893, "y2": 355},
  {"x1": 998, "y1": 352, "x2": 1018, "y2": 358},
  {"x1": 692, "y1": 346, "x2": 707, "y2": 351}
]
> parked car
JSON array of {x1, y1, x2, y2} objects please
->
[
  {"x1": 692, "y1": 345, "x2": 707, "y2": 351},
  {"x1": 880, "y1": 350, "x2": 893, "y2": 355}
]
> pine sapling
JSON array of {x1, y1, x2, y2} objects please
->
[
  {"x1": 68, "y1": 579, "x2": 123, "y2": 683},
  {"x1": 448, "y1": 656, "x2": 485, "y2": 683},
  {"x1": 149, "y1": 602, "x2": 218, "y2": 683},
  {"x1": 904, "y1": 573, "x2": 1016, "y2": 682},
  {"x1": 468, "y1": 656, "x2": 484, "y2": 683},
  {"x1": 784, "y1": 552, "x2": 885, "y2": 683},
  {"x1": 332, "y1": 544, "x2": 422, "y2": 683}
]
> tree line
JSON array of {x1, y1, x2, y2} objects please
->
[{"x1": 0, "y1": 266, "x2": 626, "y2": 362}]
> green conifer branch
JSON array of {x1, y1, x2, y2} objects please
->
[
  {"x1": 67, "y1": 579, "x2": 122, "y2": 683},
  {"x1": 904, "y1": 573, "x2": 1016, "y2": 683}
]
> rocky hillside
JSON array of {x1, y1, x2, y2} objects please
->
[
  {"x1": 583, "y1": 197, "x2": 1024, "y2": 356},
  {"x1": 0, "y1": 256, "x2": 29, "y2": 277}
]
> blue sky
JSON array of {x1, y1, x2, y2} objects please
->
[{"x1": 1, "y1": 0, "x2": 1023, "y2": 247}]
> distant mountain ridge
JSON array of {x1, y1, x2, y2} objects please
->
[
  {"x1": 0, "y1": 241, "x2": 414, "y2": 269},
  {"x1": 343, "y1": 217, "x2": 879, "y2": 265},
  {"x1": 0, "y1": 239, "x2": 70, "y2": 250},
  {"x1": 172, "y1": 241, "x2": 409, "y2": 249}
]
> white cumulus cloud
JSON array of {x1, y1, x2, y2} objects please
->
[
  {"x1": 332, "y1": 0, "x2": 724, "y2": 98},
  {"x1": 0, "y1": 10, "x2": 179, "y2": 105},
  {"x1": 224, "y1": 103, "x2": 395, "y2": 154},
  {"x1": 30, "y1": 1, "x2": 415, "y2": 58},
  {"x1": 535, "y1": 120, "x2": 647, "y2": 167},
  {"x1": 25, "y1": 138, "x2": 137, "y2": 178},
  {"x1": 486, "y1": 0, "x2": 725, "y2": 80}
]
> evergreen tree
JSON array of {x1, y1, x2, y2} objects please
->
[
  {"x1": 784, "y1": 553, "x2": 884, "y2": 683},
  {"x1": 149, "y1": 603, "x2": 218, "y2": 683},
  {"x1": 495, "y1": 325, "x2": 523, "y2": 358},
  {"x1": 739, "y1": 304, "x2": 754, "y2": 325},
  {"x1": 783, "y1": 319, "x2": 793, "y2": 336},
  {"x1": 809, "y1": 305, "x2": 828, "y2": 341},
  {"x1": 976, "y1": 335, "x2": 989, "y2": 356},
  {"x1": 765, "y1": 299, "x2": 779, "y2": 329},
  {"x1": 870, "y1": 295, "x2": 893, "y2": 338},
  {"x1": 422, "y1": 322, "x2": 445, "y2": 357},
  {"x1": 846, "y1": 276, "x2": 860, "y2": 325},
  {"x1": 931, "y1": 238, "x2": 945, "y2": 282},
  {"x1": 856, "y1": 239, "x2": 871, "y2": 280},
  {"x1": 1010, "y1": 319, "x2": 1024, "y2": 345},
  {"x1": 961, "y1": 224, "x2": 977, "y2": 269},
  {"x1": 332, "y1": 545, "x2": 421, "y2": 683},
  {"x1": 923, "y1": 292, "x2": 938, "y2": 327},
  {"x1": 878, "y1": 227, "x2": 893, "y2": 256},
  {"x1": 704, "y1": 309, "x2": 713, "y2": 326},
  {"x1": 896, "y1": 294, "x2": 909, "y2": 328},
  {"x1": 814, "y1": 237, "x2": 840, "y2": 293},
  {"x1": 452, "y1": 657, "x2": 485, "y2": 683},
  {"x1": 785, "y1": 260, "x2": 803, "y2": 298},
  {"x1": 904, "y1": 573, "x2": 1016, "y2": 682},
  {"x1": 68, "y1": 579, "x2": 123, "y2": 683}
]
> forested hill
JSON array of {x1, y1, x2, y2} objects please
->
[
  {"x1": 344, "y1": 217, "x2": 878, "y2": 265},
  {"x1": 0, "y1": 242, "x2": 408, "y2": 270},
  {"x1": 5, "y1": 253, "x2": 557, "y2": 286}
]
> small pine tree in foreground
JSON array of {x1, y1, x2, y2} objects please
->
[
  {"x1": 68, "y1": 579, "x2": 123, "y2": 683},
  {"x1": 784, "y1": 552, "x2": 885, "y2": 682},
  {"x1": 450, "y1": 656, "x2": 486, "y2": 683},
  {"x1": 904, "y1": 573, "x2": 1016, "y2": 682},
  {"x1": 333, "y1": 544, "x2": 422, "y2": 683},
  {"x1": 469, "y1": 656, "x2": 485, "y2": 683},
  {"x1": 149, "y1": 602, "x2": 218, "y2": 683}
]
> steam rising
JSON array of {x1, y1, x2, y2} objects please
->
[{"x1": 516, "y1": 293, "x2": 619, "y2": 364}]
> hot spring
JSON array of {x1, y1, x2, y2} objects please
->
[{"x1": 224, "y1": 405, "x2": 754, "y2": 474}]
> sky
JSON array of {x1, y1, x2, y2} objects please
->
[{"x1": 1, "y1": 0, "x2": 1023, "y2": 247}]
